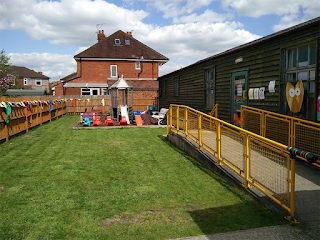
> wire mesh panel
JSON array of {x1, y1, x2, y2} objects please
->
[
  {"x1": 265, "y1": 115, "x2": 290, "y2": 146},
  {"x1": 201, "y1": 115, "x2": 217, "y2": 155},
  {"x1": 171, "y1": 107, "x2": 177, "y2": 131},
  {"x1": 294, "y1": 122, "x2": 320, "y2": 156},
  {"x1": 249, "y1": 138, "x2": 289, "y2": 202},
  {"x1": 220, "y1": 126, "x2": 245, "y2": 174},
  {"x1": 178, "y1": 108, "x2": 186, "y2": 132},
  {"x1": 242, "y1": 109, "x2": 261, "y2": 136},
  {"x1": 187, "y1": 110, "x2": 199, "y2": 142}
]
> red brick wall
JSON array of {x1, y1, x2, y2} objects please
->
[
  {"x1": 75, "y1": 60, "x2": 159, "y2": 82},
  {"x1": 55, "y1": 84, "x2": 64, "y2": 95}
]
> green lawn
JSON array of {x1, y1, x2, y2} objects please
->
[{"x1": 0, "y1": 115, "x2": 285, "y2": 239}]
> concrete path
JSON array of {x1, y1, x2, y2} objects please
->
[{"x1": 167, "y1": 132, "x2": 320, "y2": 240}]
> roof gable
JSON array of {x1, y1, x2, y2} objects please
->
[
  {"x1": 12, "y1": 66, "x2": 49, "y2": 79},
  {"x1": 75, "y1": 30, "x2": 168, "y2": 61}
]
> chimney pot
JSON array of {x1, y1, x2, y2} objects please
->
[{"x1": 97, "y1": 29, "x2": 105, "y2": 42}]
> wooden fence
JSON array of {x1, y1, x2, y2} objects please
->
[
  {"x1": 1, "y1": 95, "x2": 158, "y2": 142},
  {"x1": 0, "y1": 96, "x2": 67, "y2": 142}
]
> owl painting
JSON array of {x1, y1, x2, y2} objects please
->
[{"x1": 286, "y1": 80, "x2": 304, "y2": 113}]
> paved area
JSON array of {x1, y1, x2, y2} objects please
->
[{"x1": 167, "y1": 132, "x2": 320, "y2": 240}]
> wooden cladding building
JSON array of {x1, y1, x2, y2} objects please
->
[{"x1": 158, "y1": 17, "x2": 320, "y2": 124}]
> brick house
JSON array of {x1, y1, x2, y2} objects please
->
[
  {"x1": 55, "y1": 30, "x2": 169, "y2": 98},
  {"x1": 12, "y1": 66, "x2": 50, "y2": 92}
]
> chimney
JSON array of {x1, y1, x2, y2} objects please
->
[
  {"x1": 127, "y1": 31, "x2": 132, "y2": 36},
  {"x1": 98, "y1": 30, "x2": 105, "y2": 42}
]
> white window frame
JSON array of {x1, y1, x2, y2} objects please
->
[
  {"x1": 24, "y1": 78, "x2": 28, "y2": 86},
  {"x1": 35, "y1": 79, "x2": 42, "y2": 86},
  {"x1": 115, "y1": 39, "x2": 121, "y2": 45},
  {"x1": 111, "y1": 65, "x2": 117, "y2": 77},
  {"x1": 102, "y1": 88, "x2": 108, "y2": 96},
  {"x1": 81, "y1": 88, "x2": 100, "y2": 95},
  {"x1": 125, "y1": 39, "x2": 130, "y2": 45},
  {"x1": 135, "y1": 61, "x2": 141, "y2": 70}
]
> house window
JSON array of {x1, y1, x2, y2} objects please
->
[
  {"x1": 115, "y1": 39, "x2": 121, "y2": 45},
  {"x1": 35, "y1": 79, "x2": 42, "y2": 86},
  {"x1": 125, "y1": 39, "x2": 130, "y2": 45},
  {"x1": 111, "y1": 65, "x2": 117, "y2": 77},
  {"x1": 204, "y1": 68, "x2": 215, "y2": 109},
  {"x1": 24, "y1": 78, "x2": 28, "y2": 86},
  {"x1": 135, "y1": 61, "x2": 140, "y2": 70},
  {"x1": 81, "y1": 88, "x2": 100, "y2": 95},
  {"x1": 102, "y1": 88, "x2": 108, "y2": 96},
  {"x1": 281, "y1": 42, "x2": 316, "y2": 121},
  {"x1": 174, "y1": 77, "x2": 179, "y2": 96}
]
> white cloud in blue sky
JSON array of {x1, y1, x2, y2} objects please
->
[{"x1": 0, "y1": 0, "x2": 319, "y2": 81}]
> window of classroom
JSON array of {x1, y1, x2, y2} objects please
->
[
  {"x1": 281, "y1": 42, "x2": 316, "y2": 121},
  {"x1": 204, "y1": 68, "x2": 215, "y2": 109}
]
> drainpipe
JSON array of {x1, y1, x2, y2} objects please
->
[{"x1": 138, "y1": 50, "x2": 143, "y2": 79}]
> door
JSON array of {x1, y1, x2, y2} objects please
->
[{"x1": 231, "y1": 71, "x2": 248, "y2": 125}]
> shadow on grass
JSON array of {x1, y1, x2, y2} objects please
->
[
  {"x1": 157, "y1": 135, "x2": 247, "y2": 201},
  {"x1": 187, "y1": 203, "x2": 282, "y2": 235}
]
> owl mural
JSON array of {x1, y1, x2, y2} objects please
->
[{"x1": 286, "y1": 80, "x2": 304, "y2": 113}]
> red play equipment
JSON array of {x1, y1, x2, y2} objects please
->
[
  {"x1": 92, "y1": 116, "x2": 102, "y2": 126},
  {"x1": 119, "y1": 116, "x2": 128, "y2": 125},
  {"x1": 105, "y1": 116, "x2": 114, "y2": 126}
]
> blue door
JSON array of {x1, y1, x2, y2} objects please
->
[{"x1": 231, "y1": 71, "x2": 248, "y2": 125}]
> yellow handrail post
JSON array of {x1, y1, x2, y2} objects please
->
[
  {"x1": 184, "y1": 107, "x2": 188, "y2": 138},
  {"x1": 198, "y1": 113, "x2": 202, "y2": 149},
  {"x1": 216, "y1": 121, "x2": 222, "y2": 165},
  {"x1": 240, "y1": 105, "x2": 244, "y2": 129},
  {"x1": 290, "y1": 158, "x2": 296, "y2": 221},
  {"x1": 243, "y1": 133, "x2": 251, "y2": 188},
  {"x1": 176, "y1": 106, "x2": 180, "y2": 134}
]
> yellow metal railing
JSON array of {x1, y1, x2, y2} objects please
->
[
  {"x1": 167, "y1": 104, "x2": 296, "y2": 221},
  {"x1": 241, "y1": 106, "x2": 320, "y2": 167}
]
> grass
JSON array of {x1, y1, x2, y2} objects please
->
[{"x1": 0, "y1": 115, "x2": 285, "y2": 239}]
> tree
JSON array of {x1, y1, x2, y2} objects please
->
[{"x1": 0, "y1": 49, "x2": 15, "y2": 95}]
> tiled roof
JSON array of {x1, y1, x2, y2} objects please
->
[
  {"x1": 108, "y1": 80, "x2": 158, "y2": 90},
  {"x1": 75, "y1": 30, "x2": 169, "y2": 61},
  {"x1": 60, "y1": 72, "x2": 77, "y2": 82},
  {"x1": 12, "y1": 66, "x2": 49, "y2": 79}
]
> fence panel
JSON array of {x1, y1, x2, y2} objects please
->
[
  {"x1": 168, "y1": 104, "x2": 295, "y2": 220},
  {"x1": 0, "y1": 96, "x2": 66, "y2": 142},
  {"x1": 241, "y1": 105, "x2": 320, "y2": 167}
]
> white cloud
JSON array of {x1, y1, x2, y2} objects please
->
[
  {"x1": 222, "y1": 0, "x2": 320, "y2": 31},
  {"x1": 137, "y1": 21, "x2": 260, "y2": 60},
  {"x1": 8, "y1": 52, "x2": 76, "y2": 81},
  {"x1": 0, "y1": 0, "x2": 149, "y2": 46},
  {"x1": 174, "y1": 9, "x2": 233, "y2": 23}
]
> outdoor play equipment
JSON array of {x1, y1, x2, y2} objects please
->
[
  {"x1": 120, "y1": 106, "x2": 130, "y2": 125},
  {"x1": 119, "y1": 116, "x2": 128, "y2": 125},
  {"x1": 109, "y1": 75, "x2": 133, "y2": 123},
  {"x1": 92, "y1": 116, "x2": 101, "y2": 126},
  {"x1": 83, "y1": 117, "x2": 91, "y2": 126},
  {"x1": 105, "y1": 116, "x2": 114, "y2": 126}
]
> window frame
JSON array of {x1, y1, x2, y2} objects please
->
[
  {"x1": 111, "y1": 65, "x2": 117, "y2": 78},
  {"x1": 135, "y1": 61, "x2": 141, "y2": 70},
  {"x1": 35, "y1": 79, "x2": 42, "y2": 86},
  {"x1": 81, "y1": 88, "x2": 100, "y2": 96},
  {"x1": 24, "y1": 78, "x2": 28, "y2": 86},
  {"x1": 204, "y1": 67, "x2": 215, "y2": 109},
  {"x1": 174, "y1": 77, "x2": 179, "y2": 96},
  {"x1": 281, "y1": 41, "x2": 317, "y2": 121},
  {"x1": 114, "y1": 39, "x2": 121, "y2": 45}
]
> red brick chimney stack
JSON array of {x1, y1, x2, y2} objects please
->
[{"x1": 98, "y1": 30, "x2": 105, "y2": 42}]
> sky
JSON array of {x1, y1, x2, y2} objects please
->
[{"x1": 0, "y1": 0, "x2": 319, "y2": 82}]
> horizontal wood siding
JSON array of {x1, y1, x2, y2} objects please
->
[{"x1": 159, "y1": 20, "x2": 320, "y2": 123}]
